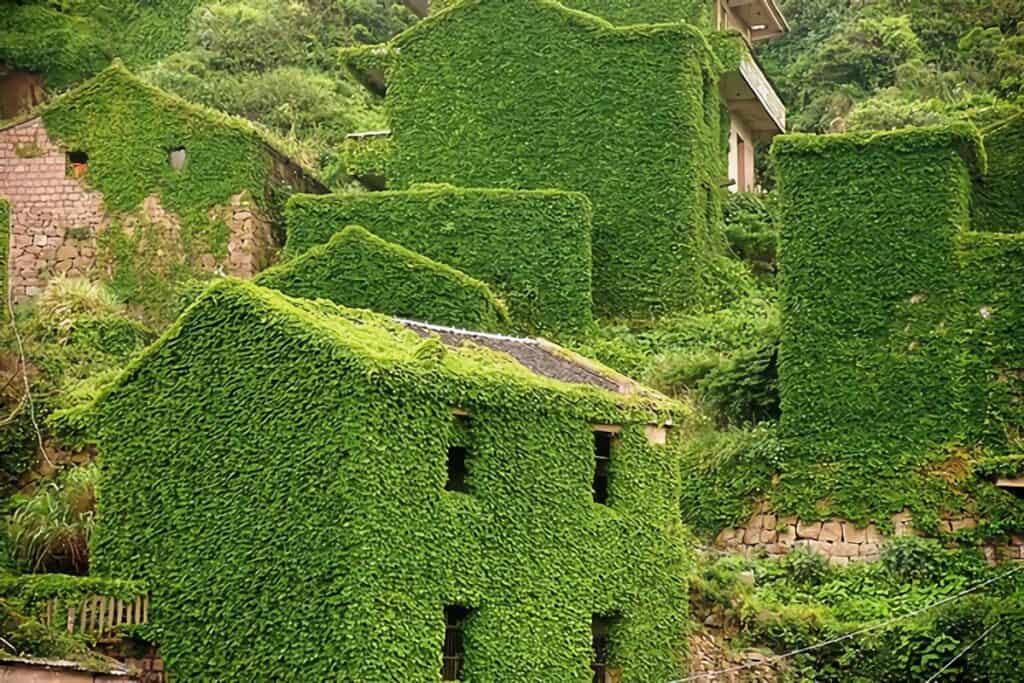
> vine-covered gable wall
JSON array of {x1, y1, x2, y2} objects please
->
[
  {"x1": 973, "y1": 112, "x2": 1024, "y2": 233},
  {"x1": 378, "y1": 0, "x2": 733, "y2": 316},
  {"x1": 284, "y1": 186, "x2": 593, "y2": 335},
  {"x1": 90, "y1": 279, "x2": 688, "y2": 682},
  {"x1": 256, "y1": 224, "x2": 510, "y2": 332}
]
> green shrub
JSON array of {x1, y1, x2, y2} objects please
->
[
  {"x1": 9, "y1": 465, "x2": 97, "y2": 575},
  {"x1": 0, "y1": 199, "x2": 9, "y2": 311},
  {"x1": 879, "y1": 536, "x2": 948, "y2": 583},
  {"x1": 88, "y1": 279, "x2": 689, "y2": 681},
  {"x1": 372, "y1": 0, "x2": 740, "y2": 316},
  {"x1": 285, "y1": 186, "x2": 593, "y2": 335},
  {"x1": 257, "y1": 225, "x2": 510, "y2": 331},
  {"x1": 722, "y1": 192, "x2": 779, "y2": 280}
]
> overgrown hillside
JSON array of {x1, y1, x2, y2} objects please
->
[
  {"x1": 762, "y1": 0, "x2": 1024, "y2": 134},
  {"x1": 1, "y1": 0, "x2": 417, "y2": 184}
]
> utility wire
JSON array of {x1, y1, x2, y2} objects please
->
[
  {"x1": 6, "y1": 290, "x2": 51, "y2": 466},
  {"x1": 673, "y1": 563, "x2": 1024, "y2": 682},
  {"x1": 922, "y1": 619, "x2": 1001, "y2": 683}
]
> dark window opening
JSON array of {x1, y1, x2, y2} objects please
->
[
  {"x1": 593, "y1": 430, "x2": 616, "y2": 504},
  {"x1": 169, "y1": 147, "x2": 187, "y2": 171},
  {"x1": 592, "y1": 615, "x2": 620, "y2": 682},
  {"x1": 66, "y1": 151, "x2": 88, "y2": 178},
  {"x1": 443, "y1": 605, "x2": 470, "y2": 681},
  {"x1": 446, "y1": 413, "x2": 471, "y2": 493}
]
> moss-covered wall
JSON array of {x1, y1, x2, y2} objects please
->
[
  {"x1": 973, "y1": 112, "x2": 1024, "y2": 232},
  {"x1": 91, "y1": 280, "x2": 688, "y2": 682},
  {"x1": 378, "y1": 0, "x2": 735, "y2": 316},
  {"x1": 256, "y1": 225, "x2": 511, "y2": 332},
  {"x1": 773, "y1": 126, "x2": 982, "y2": 461},
  {"x1": 284, "y1": 186, "x2": 593, "y2": 335}
]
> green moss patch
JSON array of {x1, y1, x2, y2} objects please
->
[{"x1": 257, "y1": 225, "x2": 510, "y2": 331}]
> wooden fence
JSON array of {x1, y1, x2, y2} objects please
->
[{"x1": 40, "y1": 594, "x2": 149, "y2": 637}]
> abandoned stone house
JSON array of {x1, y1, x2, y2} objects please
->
[
  {"x1": 86, "y1": 279, "x2": 684, "y2": 681},
  {"x1": 0, "y1": 64, "x2": 324, "y2": 303}
]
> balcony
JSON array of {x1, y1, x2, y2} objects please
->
[
  {"x1": 720, "y1": 51, "x2": 786, "y2": 139},
  {"x1": 721, "y1": 0, "x2": 789, "y2": 43}
]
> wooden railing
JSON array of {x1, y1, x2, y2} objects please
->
[{"x1": 40, "y1": 594, "x2": 149, "y2": 637}]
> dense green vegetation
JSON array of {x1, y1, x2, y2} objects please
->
[
  {"x1": 1, "y1": 1, "x2": 1022, "y2": 678},
  {"x1": 89, "y1": 280, "x2": 687, "y2": 681},
  {"x1": 285, "y1": 186, "x2": 595, "y2": 334},
  {"x1": 761, "y1": 0, "x2": 1024, "y2": 136},
  {"x1": 256, "y1": 225, "x2": 511, "y2": 331},
  {"x1": 694, "y1": 540, "x2": 1024, "y2": 681}
]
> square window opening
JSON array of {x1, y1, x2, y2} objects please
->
[
  {"x1": 66, "y1": 151, "x2": 88, "y2": 178},
  {"x1": 443, "y1": 604, "x2": 471, "y2": 681},
  {"x1": 593, "y1": 429, "x2": 617, "y2": 505},
  {"x1": 592, "y1": 614, "x2": 621, "y2": 682}
]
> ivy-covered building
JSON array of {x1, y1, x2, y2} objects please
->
[
  {"x1": 0, "y1": 63, "x2": 324, "y2": 305},
  {"x1": 86, "y1": 279, "x2": 687, "y2": 682},
  {"x1": 338, "y1": 0, "x2": 781, "y2": 317}
]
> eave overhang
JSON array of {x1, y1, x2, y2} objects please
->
[{"x1": 720, "y1": 52, "x2": 786, "y2": 139}]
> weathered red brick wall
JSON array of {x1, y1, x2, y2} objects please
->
[
  {"x1": 0, "y1": 118, "x2": 105, "y2": 300},
  {"x1": 0, "y1": 118, "x2": 279, "y2": 302}
]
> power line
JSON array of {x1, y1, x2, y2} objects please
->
[
  {"x1": 923, "y1": 619, "x2": 1001, "y2": 683},
  {"x1": 674, "y1": 563, "x2": 1024, "y2": 682}
]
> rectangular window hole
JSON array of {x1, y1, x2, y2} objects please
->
[
  {"x1": 593, "y1": 428, "x2": 618, "y2": 505},
  {"x1": 446, "y1": 412, "x2": 471, "y2": 493},
  {"x1": 169, "y1": 147, "x2": 187, "y2": 171},
  {"x1": 443, "y1": 605, "x2": 471, "y2": 681},
  {"x1": 592, "y1": 614, "x2": 621, "y2": 682}
]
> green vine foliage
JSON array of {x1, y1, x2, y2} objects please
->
[
  {"x1": 36, "y1": 62, "x2": 316, "y2": 318},
  {"x1": 0, "y1": 199, "x2": 9, "y2": 310},
  {"x1": 0, "y1": 0, "x2": 204, "y2": 91},
  {"x1": 773, "y1": 125, "x2": 986, "y2": 461},
  {"x1": 285, "y1": 186, "x2": 594, "y2": 335},
  {"x1": 557, "y1": 0, "x2": 712, "y2": 27},
  {"x1": 973, "y1": 111, "x2": 1024, "y2": 232},
  {"x1": 87, "y1": 279, "x2": 688, "y2": 681},
  {"x1": 732, "y1": 124, "x2": 1024, "y2": 535},
  {"x1": 256, "y1": 225, "x2": 511, "y2": 332},
  {"x1": 377, "y1": 0, "x2": 741, "y2": 316}
]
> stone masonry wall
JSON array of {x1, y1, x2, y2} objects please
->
[
  {"x1": 715, "y1": 501, "x2": 1024, "y2": 566},
  {"x1": 0, "y1": 118, "x2": 277, "y2": 302}
]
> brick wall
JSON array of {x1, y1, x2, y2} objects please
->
[
  {"x1": 0, "y1": 118, "x2": 106, "y2": 300},
  {"x1": 715, "y1": 501, "x2": 1024, "y2": 566},
  {"x1": 0, "y1": 118, "x2": 278, "y2": 302}
]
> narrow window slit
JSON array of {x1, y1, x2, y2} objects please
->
[
  {"x1": 169, "y1": 147, "x2": 187, "y2": 171},
  {"x1": 592, "y1": 427, "x2": 618, "y2": 505},
  {"x1": 443, "y1": 604, "x2": 471, "y2": 681},
  {"x1": 592, "y1": 614, "x2": 620, "y2": 682},
  {"x1": 446, "y1": 412, "x2": 471, "y2": 493}
]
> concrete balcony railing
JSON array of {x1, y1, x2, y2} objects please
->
[{"x1": 721, "y1": 50, "x2": 786, "y2": 139}]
